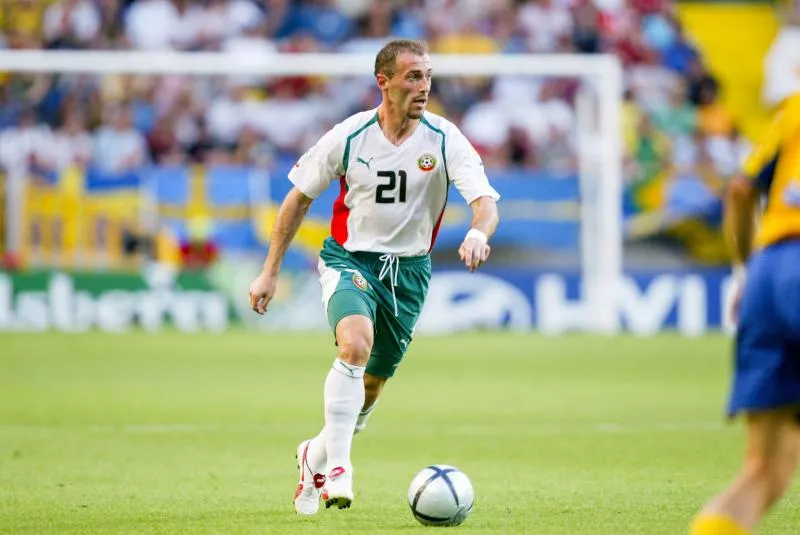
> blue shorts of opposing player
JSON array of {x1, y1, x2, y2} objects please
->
[{"x1": 729, "y1": 238, "x2": 800, "y2": 418}]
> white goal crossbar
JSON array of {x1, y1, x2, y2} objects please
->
[{"x1": 0, "y1": 50, "x2": 623, "y2": 333}]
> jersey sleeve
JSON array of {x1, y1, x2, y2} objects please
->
[
  {"x1": 288, "y1": 123, "x2": 346, "y2": 199},
  {"x1": 741, "y1": 94, "x2": 800, "y2": 190},
  {"x1": 444, "y1": 125, "x2": 501, "y2": 204},
  {"x1": 741, "y1": 109, "x2": 784, "y2": 190}
]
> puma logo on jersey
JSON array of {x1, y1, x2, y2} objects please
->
[{"x1": 356, "y1": 156, "x2": 374, "y2": 170}]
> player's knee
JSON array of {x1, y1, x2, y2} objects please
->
[
  {"x1": 335, "y1": 315, "x2": 373, "y2": 366},
  {"x1": 337, "y1": 334, "x2": 372, "y2": 366}
]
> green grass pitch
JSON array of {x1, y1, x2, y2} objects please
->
[{"x1": 1, "y1": 331, "x2": 798, "y2": 534}]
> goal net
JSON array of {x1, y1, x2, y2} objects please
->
[{"x1": 0, "y1": 50, "x2": 623, "y2": 334}]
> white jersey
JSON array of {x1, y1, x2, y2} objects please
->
[{"x1": 288, "y1": 108, "x2": 500, "y2": 257}]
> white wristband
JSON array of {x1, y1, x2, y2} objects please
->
[{"x1": 465, "y1": 228, "x2": 488, "y2": 244}]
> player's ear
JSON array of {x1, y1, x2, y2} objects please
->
[{"x1": 376, "y1": 73, "x2": 389, "y2": 90}]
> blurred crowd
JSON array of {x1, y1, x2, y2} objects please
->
[{"x1": 0, "y1": 0, "x2": 747, "y2": 187}]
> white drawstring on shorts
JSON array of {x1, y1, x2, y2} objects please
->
[{"x1": 378, "y1": 253, "x2": 400, "y2": 316}]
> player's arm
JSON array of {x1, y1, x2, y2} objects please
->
[
  {"x1": 445, "y1": 125, "x2": 501, "y2": 272},
  {"x1": 261, "y1": 188, "x2": 314, "y2": 277},
  {"x1": 458, "y1": 196, "x2": 499, "y2": 272},
  {"x1": 727, "y1": 104, "x2": 784, "y2": 270},
  {"x1": 724, "y1": 175, "x2": 759, "y2": 267},
  {"x1": 249, "y1": 187, "x2": 315, "y2": 315},
  {"x1": 724, "y1": 173, "x2": 760, "y2": 323},
  {"x1": 468, "y1": 195, "x2": 499, "y2": 239},
  {"x1": 249, "y1": 123, "x2": 346, "y2": 314},
  {"x1": 724, "y1": 102, "x2": 787, "y2": 323}
]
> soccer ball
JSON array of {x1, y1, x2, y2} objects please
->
[{"x1": 407, "y1": 465, "x2": 474, "y2": 526}]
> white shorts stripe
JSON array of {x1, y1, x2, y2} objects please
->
[{"x1": 318, "y1": 258, "x2": 342, "y2": 318}]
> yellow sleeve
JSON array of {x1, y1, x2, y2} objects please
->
[
  {"x1": 741, "y1": 108, "x2": 784, "y2": 187},
  {"x1": 742, "y1": 93, "x2": 800, "y2": 188}
]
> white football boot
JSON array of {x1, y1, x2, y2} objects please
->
[
  {"x1": 294, "y1": 440, "x2": 325, "y2": 515},
  {"x1": 322, "y1": 466, "x2": 354, "y2": 510}
]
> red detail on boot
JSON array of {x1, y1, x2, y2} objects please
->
[{"x1": 329, "y1": 466, "x2": 346, "y2": 479}]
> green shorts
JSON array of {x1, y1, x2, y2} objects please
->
[{"x1": 317, "y1": 237, "x2": 431, "y2": 378}]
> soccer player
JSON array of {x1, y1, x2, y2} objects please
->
[
  {"x1": 247, "y1": 39, "x2": 500, "y2": 514},
  {"x1": 689, "y1": 91, "x2": 800, "y2": 535}
]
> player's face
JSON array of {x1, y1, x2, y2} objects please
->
[{"x1": 387, "y1": 52, "x2": 432, "y2": 120}]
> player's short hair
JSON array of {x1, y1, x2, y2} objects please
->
[{"x1": 374, "y1": 39, "x2": 429, "y2": 79}]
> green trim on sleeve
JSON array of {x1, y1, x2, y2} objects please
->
[{"x1": 342, "y1": 113, "x2": 379, "y2": 172}]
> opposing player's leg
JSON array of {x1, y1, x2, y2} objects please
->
[
  {"x1": 690, "y1": 241, "x2": 800, "y2": 534},
  {"x1": 690, "y1": 409, "x2": 800, "y2": 534}
]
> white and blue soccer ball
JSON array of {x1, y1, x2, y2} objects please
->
[{"x1": 407, "y1": 465, "x2": 474, "y2": 526}]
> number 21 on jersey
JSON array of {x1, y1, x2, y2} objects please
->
[{"x1": 376, "y1": 170, "x2": 407, "y2": 204}]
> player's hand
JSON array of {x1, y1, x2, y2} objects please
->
[
  {"x1": 248, "y1": 272, "x2": 277, "y2": 315},
  {"x1": 459, "y1": 237, "x2": 490, "y2": 273}
]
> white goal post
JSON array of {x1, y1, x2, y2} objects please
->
[{"x1": 0, "y1": 50, "x2": 623, "y2": 334}]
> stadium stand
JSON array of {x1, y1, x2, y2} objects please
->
[{"x1": 0, "y1": 0, "x2": 775, "y2": 269}]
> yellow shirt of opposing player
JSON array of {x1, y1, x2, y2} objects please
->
[{"x1": 743, "y1": 92, "x2": 800, "y2": 249}]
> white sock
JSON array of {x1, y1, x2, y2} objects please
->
[
  {"x1": 304, "y1": 400, "x2": 376, "y2": 477},
  {"x1": 324, "y1": 358, "x2": 365, "y2": 473},
  {"x1": 354, "y1": 401, "x2": 378, "y2": 435},
  {"x1": 305, "y1": 430, "x2": 326, "y2": 475}
]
